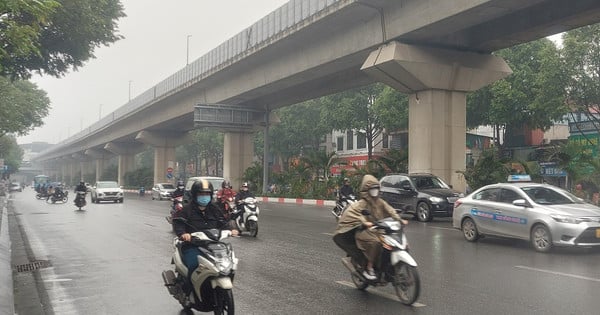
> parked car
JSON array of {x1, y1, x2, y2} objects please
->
[
  {"x1": 453, "y1": 178, "x2": 600, "y2": 252},
  {"x1": 9, "y1": 182, "x2": 22, "y2": 192},
  {"x1": 379, "y1": 173, "x2": 463, "y2": 222},
  {"x1": 91, "y1": 181, "x2": 124, "y2": 203},
  {"x1": 151, "y1": 183, "x2": 176, "y2": 200},
  {"x1": 184, "y1": 176, "x2": 224, "y2": 204}
]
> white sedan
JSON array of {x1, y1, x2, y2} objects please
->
[{"x1": 453, "y1": 182, "x2": 600, "y2": 252}]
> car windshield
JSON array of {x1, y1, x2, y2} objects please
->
[
  {"x1": 521, "y1": 186, "x2": 583, "y2": 205},
  {"x1": 161, "y1": 184, "x2": 175, "y2": 189},
  {"x1": 410, "y1": 176, "x2": 450, "y2": 189},
  {"x1": 97, "y1": 182, "x2": 119, "y2": 188}
]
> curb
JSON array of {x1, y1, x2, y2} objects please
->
[{"x1": 0, "y1": 196, "x2": 15, "y2": 315}]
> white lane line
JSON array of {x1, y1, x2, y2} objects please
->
[
  {"x1": 515, "y1": 265, "x2": 600, "y2": 282},
  {"x1": 428, "y1": 226, "x2": 457, "y2": 231},
  {"x1": 43, "y1": 279, "x2": 73, "y2": 283},
  {"x1": 335, "y1": 280, "x2": 426, "y2": 307},
  {"x1": 322, "y1": 232, "x2": 334, "y2": 236}
]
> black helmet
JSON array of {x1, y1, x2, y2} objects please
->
[
  {"x1": 80, "y1": 181, "x2": 85, "y2": 185},
  {"x1": 191, "y1": 179, "x2": 213, "y2": 200},
  {"x1": 221, "y1": 180, "x2": 227, "y2": 189},
  {"x1": 177, "y1": 180, "x2": 184, "y2": 186}
]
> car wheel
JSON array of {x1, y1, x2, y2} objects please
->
[
  {"x1": 151, "y1": 195, "x2": 155, "y2": 200},
  {"x1": 531, "y1": 224, "x2": 553, "y2": 253},
  {"x1": 461, "y1": 218, "x2": 479, "y2": 242},
  {"x1": 416, "y1": 202, "x2": 433, "y2": 222},
  {"x1": 119, "y1": 199, "x2": 123, "y2": 203}
]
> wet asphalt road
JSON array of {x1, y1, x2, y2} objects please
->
[{"x1": 9, "y1": 189, "x2": 600, "y2": 315}]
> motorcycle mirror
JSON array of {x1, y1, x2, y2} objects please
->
[{"x1": 360, "y1": 209, "x2": 371, "y2": 216}]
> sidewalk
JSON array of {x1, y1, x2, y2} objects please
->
[{"x1": 0, "y1": 196, "x2": 14, "y2": 315}]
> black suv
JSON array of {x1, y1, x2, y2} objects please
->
[{"x1": 380, "y1": 173, "x2": 463, "y2": 222}]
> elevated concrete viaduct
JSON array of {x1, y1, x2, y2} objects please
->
[{"x1": 32, "y1": 0, "x2": 600, "y2": 191}]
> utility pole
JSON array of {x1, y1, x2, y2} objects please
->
[{"x1": 186, "y1": 35, "x2": 192, "y2": 65}]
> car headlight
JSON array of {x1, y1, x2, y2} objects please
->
[
  {"x1": 429, "y1": 196, "x2": 445, "y2": 203},
  {"x1": 550, "y1": 214, "x2": 581, "y2": 224}
]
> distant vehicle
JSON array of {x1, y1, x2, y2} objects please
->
[
  {"x1": 184, "y1": 176, "x2": 224, "y2": 203},
  {"x1": 151, "y1": 183, "x2": 176, "y2": 200},
  {"x1": 9, "y1": 182, "x2": 22, "y2": 192},
  {"x1": 90, "y1": 181, "x2": 124, "y2": 203},
  {"x1": 380, "y1": 173, "x2": 463, "y2": 222},
  {"x1": 33, "y1": 175, "x2": 50, "y2": 192},
  {"x1": 453, "y1": 178, "x2": 600, "y2": 252}
]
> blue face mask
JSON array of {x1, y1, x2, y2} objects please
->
[{"x1": 196, "y1": 195, "x2": 211, "y2": 206}]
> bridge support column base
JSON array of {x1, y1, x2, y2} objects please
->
[{"x1": 223, "y1": 132, "x2": 254, "y2": 189}]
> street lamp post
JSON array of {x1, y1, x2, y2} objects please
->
[
  {"x1": 186, "y1": 35, "x2": 192, "y2": 65},
  {"x1": 98, "y1": 104, "x2": 103, "y2": 120}
]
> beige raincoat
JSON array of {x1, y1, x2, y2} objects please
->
[{"x1": 334, "y1": 175, "x2": 402, "y2": 266}]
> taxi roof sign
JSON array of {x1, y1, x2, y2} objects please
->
[{"x1": 507, "y1": 174, "x2": 532, "y2": 182}]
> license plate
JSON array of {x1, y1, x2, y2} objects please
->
[{"x1": 596, "y1": 228, "x2": 600, "y2": 238}]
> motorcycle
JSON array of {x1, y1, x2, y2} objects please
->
[
  {"x1": 218, "y1": 196, "x2": 236, "y2": 220},
  {"x1": 74, "y1": 191, "x2": 87, "y2": 210},
  {"x1": 36, "y1": 191, "x2": 50, "y2": 200},
  {"x1": 46, "y1": 190, "x2": 68, "y2": 204},
  {"x1": 166, "y1": 196, "x2": 184, "y2": 231},
  {"x1": 162, "y1": 218, "x2": 237, "y2": 314},
  {"x1": 333, "y1": 211, "x2": 420, "y2": 305},
  {"x1": 231, "y1": 197, "x2": 259, "y2": 237},
  {"x1": 331, "y1": 194, "x2": 356, "y2": 221}
]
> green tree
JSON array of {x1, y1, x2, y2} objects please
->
[
  {"x1": 467, "y1": 38, "x2": 568, "y2": 145},
  {"x1": 1, "y1": 0, "x2": 126, "y2": 79},
  {"x1": 0, "y1": 77, "x2": 50, "y2": 136},
  {"x1": 178, "y1": 129, "x2": 223, "y2": 176},
  {"x1": 0, "y1": 134, "x2": 23, "y2": 176},
  {"x1": 321, "y1": 83, "x2": 408, "y2": 159},
  {"x1": 269, "y1": 100, "x2": 330, "y2": 169}
]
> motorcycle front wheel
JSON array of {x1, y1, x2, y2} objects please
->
[
  {"x1": 214, "y1": 288, "x2": 234, "y2": 315},
  {"x1": 392, "y1": 262, "x2": 420, "y2": 305},
  {"x1": 247, "y1": 220, "x2": 258, "y2": 237}
]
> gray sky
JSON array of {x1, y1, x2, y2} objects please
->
[{"x1": 17, "y1": 0, "x2": 289, "y2": 144}]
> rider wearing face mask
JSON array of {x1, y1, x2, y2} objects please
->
[
  {"x1": 334, "y1": 174, "x2": 407, "y2": 281},
  {"x1": 174, "y1": 179, "x2": 239, "y2": 277}
]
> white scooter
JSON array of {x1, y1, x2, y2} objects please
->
[
  {"x1": 162, "y1": 220, "x2": 238, "y2": 314},
  {"x1": 333, "y1": 211, "x2": 421, "y2": 305},
  {"x1": 231, "y1": 197, "x2": 259, "y2": 237}
]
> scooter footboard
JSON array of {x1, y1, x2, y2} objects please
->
[{"x1": 211, "y1": 277, "x2": 233, "y2": 289}]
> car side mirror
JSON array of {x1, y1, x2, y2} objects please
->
[
  {"x1": 512, "y1": 199, "x2": 529, "y2": 207},
  {"x1": 120, "y1": 186, "x2": 124, "y2": 189},
  {"x1": 401, "y1": 183, "x2": 412, "y2": 191}
]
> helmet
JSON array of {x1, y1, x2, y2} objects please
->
[
  {"x1": 177, "y1": 180, "x2": 184, "y2": 186},
  {"x1": 80, "y1": 181, "x2": 85, "y2": 185},
  {"x1": 343, "y1": 177, "x2": 350, "y2": 183},
  {"x1": 242, "y1": 182, "x2": 248, "y2": 188},
  {"x1": 191, "y1": 179, "x2": 213, "y2": 199},
  {"x1": 222, "y1": 180, "x2": 227, "y2": 188}
]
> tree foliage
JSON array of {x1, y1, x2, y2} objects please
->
[
  {"x1": 0, "y1": 76, "x2": 50, "y2": 136},
  {"x1": 467, "y1": 38, "x2": 568, "y2": 144},
  {"x1": 0, "y1": 0, "x2": 126, "y2": 79},
  {"x1": 0, "y1": 134, "x2": 23, "y2": 175}
]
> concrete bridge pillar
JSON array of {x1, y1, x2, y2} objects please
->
[
  {"x1": 104, "y1": 142, "x2": 146, "y2": 186},
  {"x1": 223, "y1": 132, "x2": 254, "y2": 190},
  {"x1": 135, "y1": 131, "x2": 192, "y2": 185},
  {"x1": 362, "y1": 41, "x2": 512, "y2": 192},
  {"x1": 71, "y1": 153, "x2": 87, "y2": 182},
  {"x1": 84, "y1": 148, "x2": 113, "y2": 183}
]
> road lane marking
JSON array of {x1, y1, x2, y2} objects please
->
[
  {"x1": 427, "y1": 226, "x2": 457, "y2": 231},
  {"x1": 515, "y1": 265, "x2": 600, "y2": 282},
  {"x1": 322, "y1": 233, "x2": 334, "y2": 236},
  {"x1": 335, "y1": 280, "x2": 426, "y2": 307},
  {"x1": 44, "y1": 279, "x2": 73, "y2": 283}
]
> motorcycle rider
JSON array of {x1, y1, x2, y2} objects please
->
[
  {"x1": 174, "y1": 179, "x2": 239, "y2": 280},
  {"x1": 217, "y1": 180, "x2": 236, "y2": 215},
  {"x1": 339, "y1": 177, "x2": 354, "y2": 201},
  {"x1": 74, "y1": 181, "x2": 87, "y2": 205},
  {"x1": 333, "y1": 174, "x2": 408, "y2": 281},
  {"x1": 170, "y1": 180, "x2": 186, "y2": 199},
  {"x1": 235, "y1": 182, "x2": 254, "y2": 213}
]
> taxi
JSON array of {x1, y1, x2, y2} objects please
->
[{"x1": 452, "y1": 175, "x2": 600, "y2": 252}]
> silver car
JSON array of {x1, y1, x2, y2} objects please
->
[{"x1": 453, "y1": 182, "x2": 600, "y2": 252}]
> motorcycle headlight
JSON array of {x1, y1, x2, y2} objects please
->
[
  {"x1": 214, "y1": 256, "x2": 233, "y2": 274},
  {"x1": 429, "y1": 196, "x2": 444, "y2": 203}
]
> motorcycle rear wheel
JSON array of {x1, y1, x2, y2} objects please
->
[
  {"x1": 393, "y1": 262, "x2": 420, "y2": 305},
  {"x1": 247, "y1": 220, "x2": 258, "y2": 237},
  {"x1": 214, "y1": 288, "x2": 234, "y2": 315}
]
